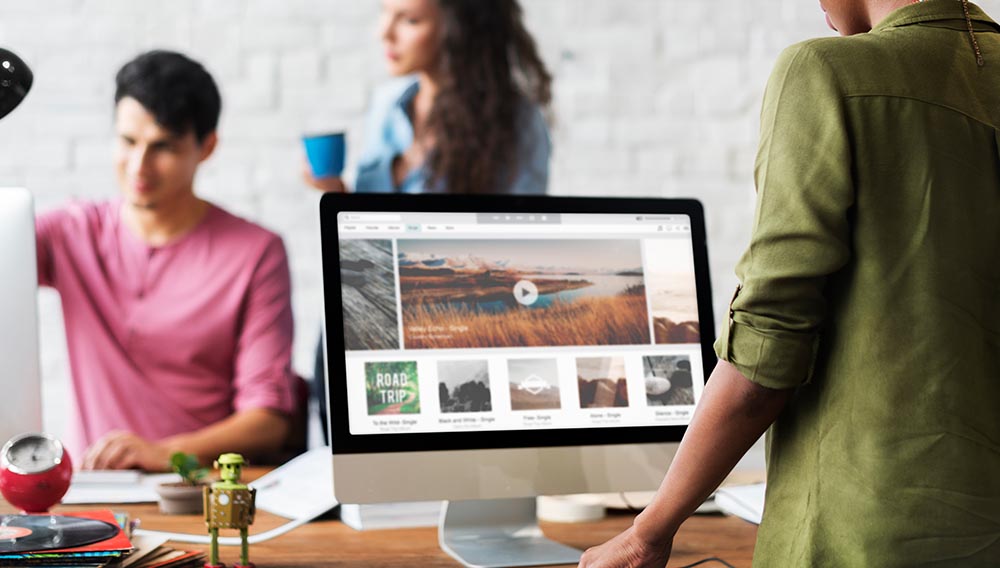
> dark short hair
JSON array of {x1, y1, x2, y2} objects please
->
[{"x1": 114, "y1": 50, "x2": 221, "y2": 142}]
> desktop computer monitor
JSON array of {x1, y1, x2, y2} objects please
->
[
  {"x1": 0, "y1": 188, "x2": 43, "y2": 447},
  {"x1": 320, "y1": 194, "x2": 714, "y2": 568}
]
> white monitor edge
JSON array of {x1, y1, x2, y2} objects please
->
[
  {"x1": 331, "y1": 442, "x2": 678, "y2": 504},
  {"x1": 0, "y1": 187, "x2": 43, "y2": 447}
]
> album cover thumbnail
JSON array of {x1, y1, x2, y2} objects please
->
[
  {"x1": 508, "y1": 358, "x2": 561, "y2": 411},
  {"x1": 365, "y1": 361, "x2": 420, "y2": 415},
  {"x1": 576, "y1": 356, "x2": 629, "y2": 408},
  {"x1": 438, "y1": 360, "x2": 492, "y2": 413},
  {"x1": 643, "y1": 355, "x2": 695, "y2": 406}
]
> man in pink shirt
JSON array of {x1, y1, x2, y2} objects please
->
[{"x1": 35, "y1": 51, "x2": 299, "y2": 471}]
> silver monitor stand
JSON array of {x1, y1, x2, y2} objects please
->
[
  {"x1": 334, "y1": 444, "x2": 679, "y2": 568},
  {"x1": 439, "y1": 498, "x2": 581, "y2": 568}
]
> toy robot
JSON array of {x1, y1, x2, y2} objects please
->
[{"x1": 204, "y1": 453, "x2": 256, "y2": 568}]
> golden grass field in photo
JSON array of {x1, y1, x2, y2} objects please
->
[{"x1": 403, "y1": 294, "x2": 651, "y2": 349}]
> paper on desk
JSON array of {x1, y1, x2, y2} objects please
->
[
  {"x1": 251, "y1": 445, "x2": 338, "y2": 519},
  {"x1": 134, "y1": 447, "x2": 338, "y2": 546},
  {"x1": 714, "y1": 483, "x2": 765, "y2": 525},
  {"x1": 62, "y1": 472, "x2": 180, "y2": 505}
]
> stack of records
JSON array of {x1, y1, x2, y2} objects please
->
[
  {"x1": 109, "y1": 533, "x2": 204, "y2": 568},
  {"x1": 113, "y1": 545, "x2": 204, "y2": 567},
  {"x1": 0, "y1": 510, "x2": 133, "y2": 566}
]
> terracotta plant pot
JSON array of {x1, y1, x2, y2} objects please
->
[{"x1": 156, "y1": 482, "x2": 206, "y2": 515}]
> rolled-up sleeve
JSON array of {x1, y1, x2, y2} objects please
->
[
  {"x1": 715, "y1": 42, "x2": 854, "y2": 390},
  {"x1": 232, "y1": 236, "x2": 297, "y2": 415},
  {"x1": 35, "y1": 207, "x2": 70, "y2": 288}
]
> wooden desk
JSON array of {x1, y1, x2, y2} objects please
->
[{"x1": 3, "y1": 468, "x2": 758, "y2": 567}]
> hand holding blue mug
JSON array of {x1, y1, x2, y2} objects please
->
[
  {"x1": 302, "y1": 132, "x2": 346, "y2": 179},
  {"x1": 302, "y1": 132, "x2": 347, "y2": 192}
]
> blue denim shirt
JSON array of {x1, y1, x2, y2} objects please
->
[{"x1": 354, "y1": 76, "x2": 550, "y2": 194}]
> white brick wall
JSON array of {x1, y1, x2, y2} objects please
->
[{"x1": 3, "y1": 0, "x2": 996, "y2": 446}]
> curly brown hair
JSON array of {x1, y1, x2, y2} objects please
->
[{"x1": 426, "y1": 0, "x2": 552, "y2": 195}]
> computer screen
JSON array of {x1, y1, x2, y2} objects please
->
[
  {"x1": 320, "y1": 194, "x2": 714, "y2": 567},
  {"x1": 0, "y1": 188, "x2": 43, "y2": 447}
]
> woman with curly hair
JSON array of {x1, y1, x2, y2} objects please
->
[
  {"x1": 305, "y1": 0, "x2": 552, "y2": 195},
  {"x1": 308, "y1": 0, "x2": 553, "y2": 442}
]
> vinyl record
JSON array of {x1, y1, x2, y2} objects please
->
[{"x1": 0, "y1": 514, "x2": 119, "y2": 553}]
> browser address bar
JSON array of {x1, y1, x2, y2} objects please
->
[
  {"x1": 341, "y1": 214, "x2": 402, "y2": 221},
  {"x1": 337, "y1": 224, "x2": 683, "y2": 234},
  {"x1": 425, "y1": 224, "x2": 665, "y2": 233}
]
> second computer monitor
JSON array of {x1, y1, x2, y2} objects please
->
[
  {"x1": 0, "y1": 188, "x2": 43, "y2": 446},
  {"x1": 321, "y1": 194, "x2": 714, "y2": 505}
]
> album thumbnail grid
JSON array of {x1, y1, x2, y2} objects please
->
[{"x1": 345, "y1": 348, "x2": 704, "y2": 435}]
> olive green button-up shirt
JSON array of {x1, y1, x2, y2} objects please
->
[{"x1": 714, "y1": 2, "x2": 1000, "y2": 565}]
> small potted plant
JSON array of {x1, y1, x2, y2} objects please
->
[{"x1": 155, "y1": 452, "x2": 209, "y2": 514}]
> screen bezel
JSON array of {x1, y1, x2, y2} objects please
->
[{"x1": 321, "y1": 193, "x2": 715, "y2": 455}]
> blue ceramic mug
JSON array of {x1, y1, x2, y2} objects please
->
[{"x1": 302, "y1": 132, "x2": 346, "y2": 179}]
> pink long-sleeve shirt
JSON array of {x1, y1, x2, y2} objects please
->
[{"x1": 35, "y1": 200, "x2": 297, "y2": 459}]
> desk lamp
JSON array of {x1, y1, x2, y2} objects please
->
[{"x1": 0, "y1": 47, "x2": 32, "y2": 120}]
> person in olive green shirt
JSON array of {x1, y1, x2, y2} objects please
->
[{"x1": 581, "y1": 1, "x2": 1000, "y2": 566}]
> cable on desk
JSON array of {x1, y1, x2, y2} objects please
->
[
  {"x1": 678, "y1": 557, "x2": 736, "y2": 568},
  {"x1": 618, "y1": 491, "x2": 644, "y2": 513},
  {"x1": 615, "y1": 494, "x2": 734, "y2": 568},
  {"x1": 134, "y1": 516, "x2": 312, "y2": 545}
]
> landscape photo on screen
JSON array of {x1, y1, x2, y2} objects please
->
[
  {"x1": 365, "y1": 360, "x2": 420, "y2": 415},
  {"x1": 397, "y1": 239, "x2": 650, "y2": 349},
  {"x1": 339, "y1": 239, "x2": 400, "y2": 351},
  {"x1": 508, "y1": 358, "x2": 561, "y2": 411},
  {"x1": 438, "y1": 359, "x2": 492, "y2": 413},
  {"x1": 644, "y1": 239, "x2": 700, "y2": 344},
  {"x1": 643, "y1": 355, "x2": 694, "y2": 406},
  {"x1": 576, "y1": 356, "x2": 629, "y2": 408}
]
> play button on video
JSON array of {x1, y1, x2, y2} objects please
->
[{"x1": 513, "y1": 280, "x2": 539, "y2": 306}]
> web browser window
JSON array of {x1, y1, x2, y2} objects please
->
[{"x1": 336, "y1": 211, "x2": 704, "y2": 435}]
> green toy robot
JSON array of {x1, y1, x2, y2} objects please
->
[{"x1": 204, "y1": 453, "x2": 256, "y2": 568}]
